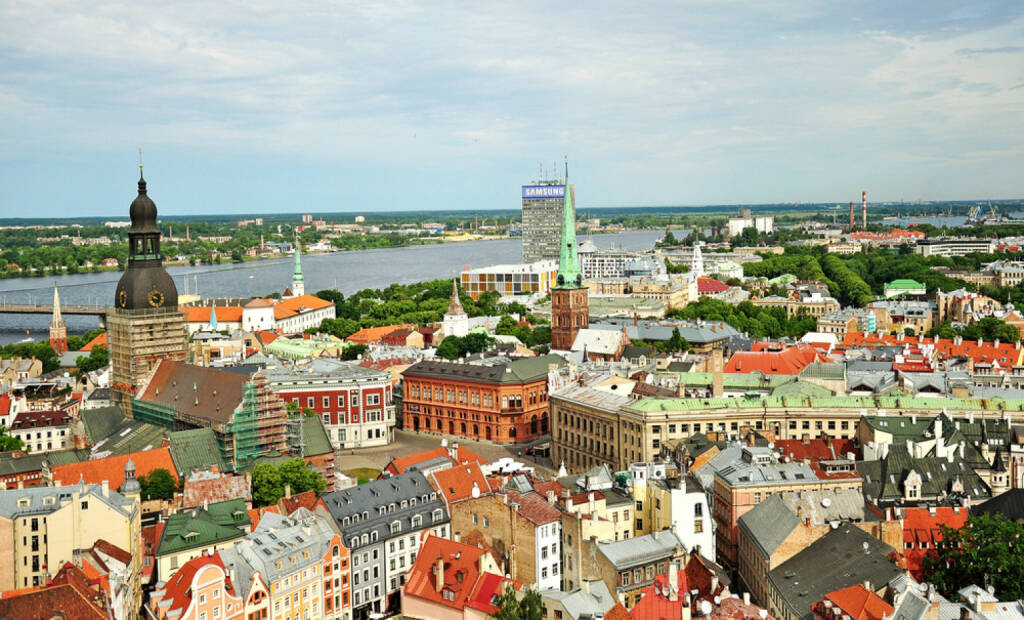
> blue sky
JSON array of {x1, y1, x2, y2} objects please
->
[{"x1": 1, "y1": 1, "x2": 1022, "y2": 217}]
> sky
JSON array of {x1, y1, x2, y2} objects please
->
[{"x1": 1, "y1": 1, "x2": 1023, "y2": 218}]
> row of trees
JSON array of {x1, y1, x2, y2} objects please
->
[
  {"x1": 668, "y1": 297, "x2": 819, "y2": 340},
  {"x1": 925, "y1": 317, "x2": 1020, "y2": 343}
]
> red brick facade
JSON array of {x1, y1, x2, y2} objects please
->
[
  {"x1": 402, "y1": 370, "x2": 551, "y2": 443},
  {"x1": 551, "y1": 287, "x2": 589, "y2": 351}
]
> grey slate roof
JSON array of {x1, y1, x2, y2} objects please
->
[
  {"x1": 768, "y1": 525, "x2": 901, "y2": 620},
  {"x1": 320, "y1": 471, "x2": 449, "y2": 550},
  {"x1": 403, "y1": 354, "x2": 565, "y2": 384},
  {"x1": 539, "y1": 579, "x2": 618, "y2": 620},
  {"x1": 228, "y1": 508, "x2": 336, "y2": 586},
  {"x1": 589, "y1": 318, "x2": 739, "y2": 344},
  {"x1": 857, "y1": 443, "x2": 991, "y2": 506},
  {"x1": 737, "y1": 494, "x2": 801, "y2": 560},
  {"x1": 973, "y1": 488, "x2": 1024, "y2": 521},
  {"x1": 595, "y1": 529, "x2": 684, "y2": 570},
  {"x1": 0, "y1": 481, "x2": 135, "y2": 519},
  {"x1": 738, "y1": 489, "x2": 867, "y2": 560}
]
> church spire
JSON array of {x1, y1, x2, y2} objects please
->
[
  {"x1": 49, "y1": 285, "x2": 67, "y2": 355},
  {"x1": 291, "y1": 232, "x2": 305, "y2": 297},
  {"x1": 554, "y1": 161, "x2": 581, "y2": 288}
]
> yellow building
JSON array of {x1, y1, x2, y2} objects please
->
[{"x1": 0, "y1": 481, "x2": 142, "y2": 610}]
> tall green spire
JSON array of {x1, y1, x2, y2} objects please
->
[
  {"x1": 554, "y1": 163, "x2": 581, "y2": 289},
  {"x1": 293, "y1": 232, "x2": 303, "y2": 282}
]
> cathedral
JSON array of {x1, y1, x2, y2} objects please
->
[{"x1": 107, "y1": 165, "x2": 187, "y2": 417}]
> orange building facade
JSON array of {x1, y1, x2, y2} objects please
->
[{"x1": 401, "y1": 355, "x2": 565, "y2": 444}]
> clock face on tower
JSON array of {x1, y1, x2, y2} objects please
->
[
  {"x1": 148, "y1": 290, "x2": 165, "y2": 307},
  {"x1": 118, "y1": 290, "x2": 127, "y2": 308}
]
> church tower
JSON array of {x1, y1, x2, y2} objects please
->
[
  {"x1": 49, "y1": 285, "x2": 67, "y2": 354},
  {"x1": 442, "y1": 278, "x2": 469, "y2": 338},
  {"x1": 107, "y1": 162, "x2": 187, "y2": 417},
  {"x1": 291, "y1": 233, "x2": 305, "y2": 297},
  {"x1": 550, "y1": 164, "x2": 589, "y2": 351}
]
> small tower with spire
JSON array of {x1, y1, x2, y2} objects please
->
[
  {"x1": 49, "y1": 285, "x2": 67, "y2": 354},
  {"x1": 550, "y1": 160, "x2": 589, "y2": 351},
  {"x1": 443, "y1": 278, "x2": 469, "y2": 338},
  {"x1": 290, "y1": 232, "x2": 305, "y2": 297}
]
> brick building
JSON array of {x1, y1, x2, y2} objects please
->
[
  {"x1": 401, "y1": 355, "x2": 565, "y2": 443},
  {"x1": 449, "y1": 489, "x2": 562, "y2": 590}
]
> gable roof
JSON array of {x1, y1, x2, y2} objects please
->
[
  {"x1": 431, "y1": 462, "x2": 493, "y2": 505},
  {"x1": 184, "y1": 306, "x2": 244, "y2": 324},
  {"x1": 725, "y1": 345, "x2": 834, "y2": 375},
  {"x1": 168, "y1": 428, "x2": 230, "y2": 476},
  {"x1": 0, "y1": 563, "x2": 108, "y2": 619},
  {"x1": 404, "y1": 534, "x2": 496, "y2": 611},
  {"x1": 572, "y1": 328, "x2": 627, "y2": 356},
  {"x1": 159, "y1": 552, "x2": 231, "y2": 613},
  {"x1": 899, "y1": 506, "x2": 968, "y2": 579},
  {"x1": 815, "y1": 585, "x2": 894, "y2": 620},
  {"x1": 51, "y1": 447, "x2": 176, "y2": 491},
  {"x1": 156, "y1": 499, "x2": 251, "y2": 556},
  {"x1": 273, "y1": 294, "x2": 334, "y2": 319},
  {"x1": 182, "y1": 471, "x2": 252, "y2": 508},
  {"x1": 136, "y1": 359, "x2": 250, "y2": 425},
  {"x1": 383, "y1": 445, "x2": 486, "y2": 476},
  {"x1": 402, "y1": 354, "x2": 566, "y2": 385},
  {"x1": 81, "y1": 332, "x2": 108, "y2": 351}
]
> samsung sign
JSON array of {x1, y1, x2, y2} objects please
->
[{"x1": 522, "y1": 185, "x2": 565, "y2": 199}]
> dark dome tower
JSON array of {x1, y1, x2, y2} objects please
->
[{"x1": 108, "y1": 165, "x2": 187, "y2": 417}]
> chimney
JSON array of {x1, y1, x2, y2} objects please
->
[
  {"x1": 683, "y1": 598, "x2": 692, "y2": 620},
  {"x1": 285, "y1": 483, "x2": 292, "y2": 499},
  {"x1": 744, "y1": 592, "x2": 751, "y2": 606},
  {"x1": 547, "y1": 490, "x2": 556, "y2": 505},
  {"x1": 711, "y1": 575, "x2": 719, "y2": 593},
  {"x1": 101, "y1": 480, "x2": 109, "y2": 498},
  {"x1": 566, "y1": 497, "x2": 574, "y2": 513},
  {"x1": 668, "y1": 561, "x2": 679, "y2": 602},
  {"x1": 453, "y1": 532, "x2": 461, "y2": 543},
  {"x1": 582, "y1": 579, "x2": 590, "y2": 595},
  {"x1": 435, "y1": 557, "x2": 445, "y2": 592},
  {"x1": 588, "y1": 492, "x2": 596, "y2": 513},
  {"x1": 864, "y1": 580, "x2": 872, "y2": 591}
]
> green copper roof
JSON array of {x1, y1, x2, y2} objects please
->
[
  {"x1": 293, "y1": 234, "x2": 303, "y2": 282},
  {"x1": 554, "y1": 168, "x2": 582, "y2": 289},
  {"x1": 156, "y1": 498, "x2": 250, "y2": 556},
  {"x1": 625, "y1": 394, "x2": 1024, "y2": 413},
  {"x1": 885, "y1": 279, "x2": 924, "y2": 289}
]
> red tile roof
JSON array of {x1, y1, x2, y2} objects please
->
[
  {"x1": 255, "y1": 330, "x2": 281, "y2": 345},
  {"x1": 404, "y1": 535, "x2": 517, "y2": 614},
  {"x1": 725, "y1": 345, "x2": 833, "y2": 375},
  {"x1": 698, "y1": 277, "x2": 730, "y2": 293},
  {"x1": 383, "y1": 445, "x2": 487, "y2": 476},
  {"x1": 774, "y1": 438, "x2": 860, "y2": 462},
  {"x1": 0, "y1": 563, "x2": 108, "y2": 619},
  {"x1": 900, "y1": 506, "x2": 969, "y2": 579},
  {"x1": 157, "y1": 551, "x2": 235, "y2": 615},
  {"x1": 52, "y1": 447, "x2": 176, "y2": 491},
  {"x1": 10, "y1": 409, "x2": 71, "y2": 430},
  {"x1": 430, "y1": 462, "x2": 493, "y2": 505},
  {"x1": 273, "y1": 294, "x2": 334, "y2": 320},
  {"x1": 629, "y1": 556, "x2": 732, "y2": 620},
  {"x1": 278, "y1": 490, "x2": 320, "y2": 515},
  {"x1": 81, "y1": 332, "x2": 108, "y2": 351},
  {"x1": 347, "y1": 324, "x2": 414, "y2": 345},
  {"x1": 182, "y1": 472, "x2": 252, "y2": 509},
  {"x1": 505, "y1": 490, "x2": 561, "y2": 525},
  {"x1": 842, "y1": 332, "x2": 1023, "y2": 370},
  {"x1": 813, "y1": 585, "x2": 893, "y2": 620},
  {"x1": 184, "y1": 306, "x2": 244, "y2": 324}
]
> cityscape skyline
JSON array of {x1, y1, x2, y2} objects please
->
[{"x1": 1, "y1": 1, "x2": 1023, "y2": 217}]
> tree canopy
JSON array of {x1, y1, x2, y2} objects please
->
[
  {"x1": 924, "y1": 513, "x2": 1024, "y2": 601},
  {"x1": 251, "y1": 458, "x2": 327, "y2": 507},
  {"x1": 491, "y1": 587, "x2": 543, "y2": 620},
  {"x1": 435, "y1": 332, "x2": 497, "y2": 360},
  {"x1": 138, "y1": 468, "x2": 179, "y2": 501}
]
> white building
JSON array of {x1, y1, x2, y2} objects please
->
[
  {"x1": 727, "y1": 215, "x2": 774, "y2": 238},
  {"x1": 628, "y1": 461, "x2": 714, "y2": 561},
  {"x1": 442, "y1": 279, "x2": 469, "y2": 339},
  {"x1": 9, "y1": 410, "x2": 71, "y2": 453},
  {"x1": 264, "y1": 358, "x2": 395, "y2": 449},
  {"x1": 534, "y1": 511, "x2": 563, "y2": 590}
]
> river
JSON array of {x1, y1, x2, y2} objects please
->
[{"x1": 0, "y1": 229, "x2": 664, "y2": 343}]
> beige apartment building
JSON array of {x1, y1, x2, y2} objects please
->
[
  {"x1": 551, "y1": 387, "x2": 1024, "y2": 475},
  {"x1": 0, "y1": 482, "x2": 141, "y2": 609}
]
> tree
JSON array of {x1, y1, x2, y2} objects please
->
[
  {"x1": 342, "y1": 344, "x2": 368, "y2": 361},
  {"x1": 251, "y1": 458, "x2": 326, "y2": 507},
  {"x1": 659, "y1": 327, "x2": 690, "y2": 353},
  {"x1": 495, "y1": 315, "x2": 518, "y2": 335},
  {"x1": 924, "y1": 513, "x2": 1024, "y2": 600},
  {"x1": 138, "y1": 468, "x2": 178, "y2": 501},
  {"x1": 436, "y1": 337, "x2": 462, "y2": 360},
  {"x1": 76, "y1": 347, "x2": 109, "y2": 373},
  {"x1": 0, "y1": 427, "x2": 24, "y2": 452},
  {"x1": 251, "y1": 463, "x2": 283, "y2": 507},
  {"x1": 491, "y1": 587, "x2": 543, "y2": 620}
]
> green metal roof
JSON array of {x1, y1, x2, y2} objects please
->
[
  {"x1": 301, "y1": 416, "x2": 333, "y2": 456},
  {"x1": 771, "y1": 381, "x2": 835, "y2": 398},
  {"x1": 626, "y1": 394, "x2": 1024, "y2": 413},
  {"x1": 168, "y1": 428, "x2": 230, "y2": 475},
  {"x1": 156, "y1": 498, "x2": 251, "y2": 556},
  {"x1": 553, "y1": 169, "x2": 582, "y2": 289},
  {"x1": 81, "y1": 406, "x2": 126, "y2": 444},
  {"x1": 885, "y1": 279, "x2": 925, "y2": 289},
  {"x1": 674, "y1": 371, "x2": 794, "y2": 389}
]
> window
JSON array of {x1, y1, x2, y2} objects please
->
[
  {"x1": 472, "y1": 513, "x2": 478, "y2": 525},
  {"x1": 694, "y1": 503, "x2": 703, "y2": 517},
  {"x1": 366, "y1": 393, "x2": 380, "y2": 406},
  {"x1": 337, "y1": 395, "x2": 346, "y2": 407},
  {"x1": 323, "y1": 396, "x2": 330, "y2": 408},
  {"x1": 483, "y1": 516, "x2": 490, "y2": 528},
  {"x1": 307, "y1": 397, "x2": 315, "y2": 408}
]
